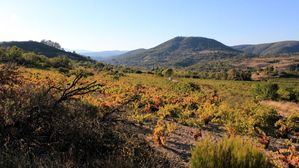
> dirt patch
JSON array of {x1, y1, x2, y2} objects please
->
[{"x1": 261, "y1": 100, "x2": 299, "y2": 117}]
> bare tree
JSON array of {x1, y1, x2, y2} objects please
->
[{"x1": 46, "y1": 72, "x2": 103, "y2": 107}]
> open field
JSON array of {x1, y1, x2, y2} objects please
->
[
  {"x1": 1, "y1": 64, "x2": 297, "y2": 167},
  {"x1": 236, "y1": 56, "x2": 299, "y2": 71}
]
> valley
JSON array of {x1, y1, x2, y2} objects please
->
[
  {"x1": 2, "y1": 1, "x2": 299, "y2": 167},
  {"x1": 0, "y1": 37, "x2": 298, "y2": 168}
]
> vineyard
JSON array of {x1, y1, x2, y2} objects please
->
[
  {"x1": 1, "y1": 1, "x2": 299, "y2": 167},
  {"x1": 0, "y1": 63, "x2": 298, "y2": 167}
]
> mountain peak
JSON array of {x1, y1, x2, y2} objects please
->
[
  {"x1": 157, "y1": 36, "x2": 238, "y2": 52},
  {"x1": 110, "y1": 36, "x2": 240, "y2": 67}
]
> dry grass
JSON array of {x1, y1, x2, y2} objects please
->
[
  {"x1": 237, "y1": 55, "x2": 299, "y2": 70},
  {"x1": 261, "y1": 100, "x2": 299, "y2": 117}
]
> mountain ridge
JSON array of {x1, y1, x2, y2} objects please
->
[
  {"x1": 232, "y1": 41, "x2": 299, "y2": 55},
  {"x1": 109, "y1": 36, "x2": 241, "y2": 67},
  {"x1": 0, "y1": 41, "x2": 88, "y2": 61}
]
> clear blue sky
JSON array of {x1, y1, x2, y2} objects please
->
[{"x1": 1, "y1": 0, "x2": 299, "y2": 51}]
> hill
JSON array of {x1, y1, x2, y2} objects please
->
[
  {"x1": 109, "y1": 36, "x2": 241, "y2": 67},
  {"x1": 0, "y1": 41, "x2": 88, "y2": 61},
  {"x1": 232, "y1": 41, "x2": 299, "y2": 56}
]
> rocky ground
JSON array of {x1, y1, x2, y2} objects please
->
[{"x1": 115, "y1": 100, "x2": 299, "y2": 167}]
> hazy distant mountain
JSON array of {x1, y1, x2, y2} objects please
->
[
  {"x1": 0, "y1": 41, "x2": 88, "y2": 61},
  {"x1": 108, "y1": 48, "x2": 146, "y2": 59},
  {"x1": 80, "y1": 50, "x2": 128, "y2": 61},
  {"x1": 232, "y1": 41, "x2": 299, "y2": 56},
  {"x1": 111, "y1": 36, "x2": 241, "y2": 67}
]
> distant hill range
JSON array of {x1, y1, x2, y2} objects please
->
[
  {"x1": 0, "y1": 41, "x2": 88, "y2": 61},
  {"x1": 107, "y1": 37, "x2": 299, "y2": 68},
  {"x1": 109, "y1": 37, "x2": 241, "y2": 67},
  {"x1": 1, "y1": 38, "x2": 298, "y2": 68},
  {"x1": 232, "y1": 41, "x2": 299, "y2": 56},
  {"x1": 79, "y1": 50, "x2": 127, "y2": 61}
]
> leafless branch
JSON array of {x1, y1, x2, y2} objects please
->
[{"x1": 53, "y1": 72, "x2": 103, "y2": 106}]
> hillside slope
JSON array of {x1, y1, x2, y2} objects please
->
[
  {"x1": 0, "y1": 41, "x2": 88, "y2": 61},
  {"x1": 110, "y1": 37, "x2": 241, "y2": 67},
  {"x1": 232, "y1": 41, "x2": 299, "y2": 56}
]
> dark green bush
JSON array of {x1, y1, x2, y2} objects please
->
[
  {"x1": 253, "y1": 107, "x2": 280, "y2": 135},
  {"x1": 278, "y1": 87, "x2": 299, "y2": 102},
  {"x1": 95, "y1": 62, "x2": 105, "y2": 70},
  {"x1": 48, "y1": 56, "x2": 73, "y2": 69},
  {"x1": 0, "y1": 47, "x2": 6, "y2": 61},
  {"x1": 252, "y1": 83, "x2": 279, "y2": 100},
  {"x1": 163, "y1": 68, "x2": 174, "y2": 77},
  {"x1": 107, "y1": 70, "x2": 125, "y2": 80},
  {"x1": 58, "y1": 67, "x2": 70, "y2": 74},
  {"x1": 171, "y1": 82, "x2": 202, "y2": 94},
  {"x1": 7, "y1": 46, "x2": 23, "y2": 61},
  {"x1": 0, "y1": 46, "x2": 89, "y2": 70},
  {"x1": 22, "y1": 52, "x2": 48, "y2": 67},
  {"x1": 153, "y1": 67, "x2": 164, "y2": 76}
]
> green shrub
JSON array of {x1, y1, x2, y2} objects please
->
[
  {"x1": 94, "y1": 62, "x2": 106, "y2": 71},
  {"x1": 253, "y1": 107, "x2": 280, "y2": 135},
  {"x1": 157, "y1": 104, "x2": 182, "y2": 119},
  {"x1": 252, "y1": 83, "x2": 279, "y2": 100},
  {"x1": 278, "y1": 87, "x2": 299, "y2": 102},
  {"x1": 48, "y1": 56, "x2": 73, "y2": 69},
  {"x1": 0, "y1": 47, "x2": 6, "y2": 61},
  {"x1": 22, "y1": 52, "x2": 48, "y2": 67},
  {"x1": 7, "y1": 46, "x2": 23, "y2": 61},
  {"x1": 190, "y1": 136, "x2": 273, "y2": 168},
  {"x1": 217, "y1": 101, "x2": 278, "y2": 135},
  {"x1": 171, "y1": 82, "x2": 202, "y2": 94},
  {"x1": 107, "y1": 70, "x2": 125, "y2": 80},
  {"x1": 58, "y1": 67, "x2": 70, "y2": 74},
  {"x1": 286, "y1": 113, "x2": 299, "y2": 133},
  {"x1": 152, "y1": 67, "x2": 164, "y2": 76},
  {"x1": 163, "y1": 68, "x2": 174, "y2": 77},
  {"x1": 275, "y1": 113, "x2": 299, "y2": 137}
]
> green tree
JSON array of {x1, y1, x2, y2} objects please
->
[
  {"x1": 7, "y1": 46, "x2": 23, "y2": 61},
  {"x1": 163, "y1": 68, "x2": 174, "y2": 78},
  {"x1": 227, "y1": 69, "x2": 238, "y2": 80},
  {"x1": 95, "y1": 62, "x2": 106, "y2": 71},
  {"x1": 239, "y1": 71, "x2": 251, "y2": 81},
  {"x1": 41, "y1": 39, "x2": 62, "y2": 50}
]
